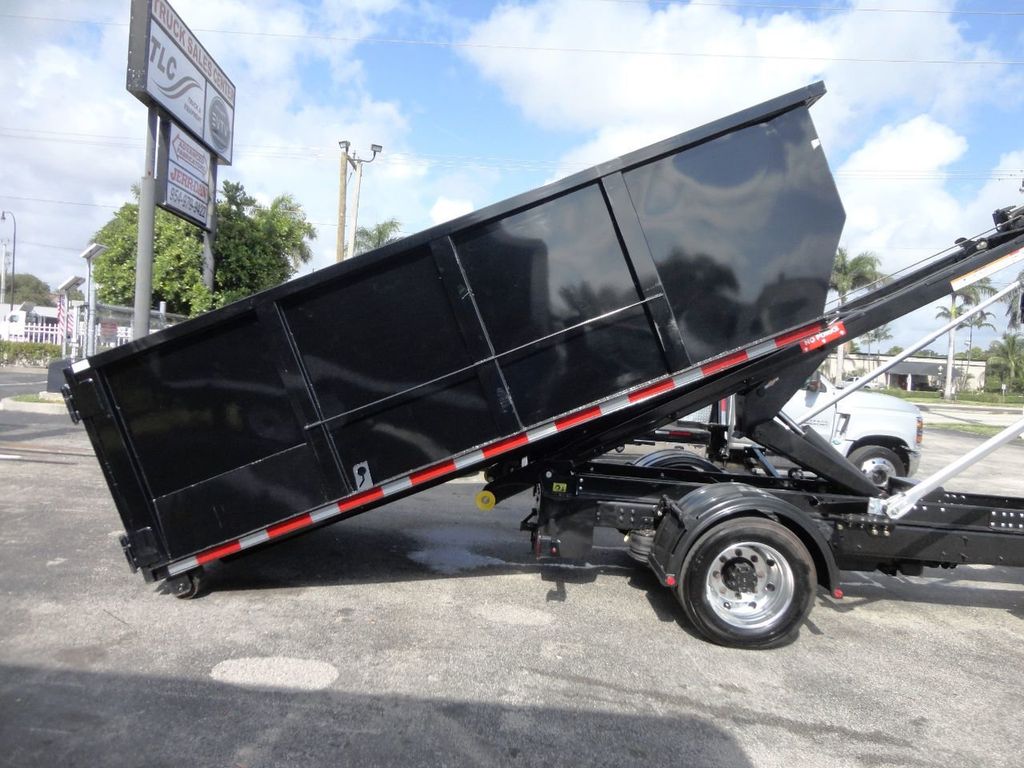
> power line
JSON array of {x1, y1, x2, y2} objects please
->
[
  {"x1": 586, "y1": 0, "x2": 1024, "y2": 16},
  {"x1": 0, "y1": 195, "x2": 120, "y2": 210},
  {"x1": 1, "y1": 12, "x2": 1022, "y2": 66},
  {"x1": 20, "y1": 240, "x2": 87, "y2": 252},
  {"x1": 3, "y1": 125, "x2": 1023, "y2": 180},
  {"x1": 0, "y1": 195, "x2": 340, "y2": 230}
]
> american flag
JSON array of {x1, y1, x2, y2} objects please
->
[{"x1": 57, "y1": 293, "x2": 66, "y2": 337}]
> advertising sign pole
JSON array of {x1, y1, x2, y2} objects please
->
[
  {"x1": 126, "y1": 0, "x2": 235, "y2": 323},
  {"x1": 133, "y1": 107, "x2": 158, "y2": 339},
  {"x1": 202, "y1": 160, "x2": 218, "y2": 290}
]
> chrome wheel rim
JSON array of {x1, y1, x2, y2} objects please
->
[
  {"x1": 859, "y1": 456, "x2": 897, "y2": 487},
  {"x1": 704, "y1": 542, "x2": 794, "y2": 630}
]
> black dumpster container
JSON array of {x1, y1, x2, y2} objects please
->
[{"x1": 64, "y1": 82, "x2": 845, "y2": 581}]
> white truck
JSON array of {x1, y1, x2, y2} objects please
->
[
  {"x1": 784, "y1": 372, "x2": 922, "y2": 486},
  {"x1": 655, "y1": 371, "x2": 923, "y2": 487}
]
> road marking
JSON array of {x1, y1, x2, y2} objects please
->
[
  {"x1": 0, "y1": 454, "x2": 21, "y2": 460},
  {"x1": 0, "y1": 380, "x2": 46, "y2": 387}
]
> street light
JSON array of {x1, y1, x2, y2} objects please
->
[
  {"x1": 0, "y1": 210, "x2": 15, "y2": 309},
  {"x1": 343, "y1": 142, "x2": 382, "y2": 260},
  {"x1": 81, "y1": 243, "x2": 107, "y2": 357}
]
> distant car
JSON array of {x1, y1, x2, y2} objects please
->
[{"x1": 839, "y1": 375, "x2": 885, "y2": 390}]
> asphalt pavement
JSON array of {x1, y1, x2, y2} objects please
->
[
  {"x1": 0, "y1": 367, "x2": 49, "y2": 399},
  {"x1": 1, "y1": 397, "x2": 1023, "y2": 767}
]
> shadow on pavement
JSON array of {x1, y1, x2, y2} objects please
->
[
  {"x1": 818, "y1": 568, "x2": 1024, "y2": 619},
  {"x1": 202, "y1": 520, "x2": 635, "y2": 597},
  {"x1": 0, "y1": 662, "x2": 754, "y2": 768}
]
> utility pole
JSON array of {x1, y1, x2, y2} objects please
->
[
  {"x1": 133, "y1": 108, "x2": 158, "y2": 339},
  {"x1": 202, "y1": 161, "x2": 219, "y2": 289},
  {"x1": 345, "y1": 157, "x2": 366, "y2": 261},
  {"x1": 337, "y1": 143, "x2": 382, "y2": 264},
  {"x1": 0, "y1": 241, "x2": 6, "y2": 310},
  {"x1": 1, "y1": 210, "x2": 15, "y2": 309},
  {"x1": 336, "y1": 141, "x2": 350, "y2": 263},
  {"x1": 343, "y1": 143, "x2": 382, "y2": 260}
]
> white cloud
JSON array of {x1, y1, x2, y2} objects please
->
[
  {"x1": 461, "y1": 0, "x2": 1021, "y2": 166},
  {"x1": 429, "y1": 196, "x2": 474, "y2": 224},
  {"x1": 834, "y1": 118, "x2": 1023, "y2": 349},
  {"x1": 0, "y1": 1, "x2": 424, "y2": 290},
  {"x1": 457, "y1": 0, "x2": 1024, "y2": 351},
  {"x1": 836, "y1": 115, "x2": 967, "y2": 271}
]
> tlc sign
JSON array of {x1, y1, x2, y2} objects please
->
[{"x1": 126, "y1": 0, "x2": 235, "y2": 165}]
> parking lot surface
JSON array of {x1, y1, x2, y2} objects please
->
[{"x1": 1, "y1": 405, "x2": 1022, "y2": 768}]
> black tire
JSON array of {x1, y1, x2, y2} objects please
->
[
  {"x1": 677, "y1": 518, "x2": 816, "y2": 649},
  {"x1": 170, "y1": 569, "x2": 205, "y2": 600},
  {"x1": 847, "y1": 445, "x2": 906, "y2": 489}
]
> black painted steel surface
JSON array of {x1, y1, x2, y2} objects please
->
[{"x1": 65, "y1": 83, "x2": 845, "y2": 574}]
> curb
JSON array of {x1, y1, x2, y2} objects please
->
[
  {"x1": 916, "y1": 402, "x2": 1024, "y2": 414},
  {"x1": 0, "y1": 397, "x2": 68, "y2": 416}
]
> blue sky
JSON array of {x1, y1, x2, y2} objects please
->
[{"x1": 1, "y1": 0, "x2": 1023, "y2": 350}]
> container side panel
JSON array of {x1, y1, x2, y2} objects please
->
[
  {"x1": 282, "y1": 246, "x2": 476, "y2": 419},
  {"x1": 327, "y1": 375, "x2": 499, "y2": 486},
  {"x1": 103, "y1": 314, "x2": 308, "y2": 498},
  {"x1": 498, "y1": 306, "x2": 666, "y2": 425},
  {"x1": 623, "y1": 107, "x2": 845, "y2": 363},
  {"x1": 455, "y1": 185, "x2": 651, "y2": 354},
  {"x1": 454, "y1": 183, "x2": 669, "y2": 423},
  {"x1": 154, "y1": 444, "x2": 329, "y2": 558},
  {"x1": 77, "y1": 379, "x2": 169, "y2": 564}
]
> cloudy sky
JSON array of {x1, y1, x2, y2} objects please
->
[{"x1": 2, "y1": 0, "x2": 1023, "y2": 349}]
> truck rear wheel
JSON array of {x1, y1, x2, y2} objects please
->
[{"x1": 676, "y1": 518, "x2": 815, "y2": 649}]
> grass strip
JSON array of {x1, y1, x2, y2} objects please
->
[{"x1": 926, "y1": 422, "x2": 1005, "y2": 438}]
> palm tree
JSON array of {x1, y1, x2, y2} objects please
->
[
  {"x1": 354, "y1": 218, "x2": 402, "y2": 255},
  {"x1": 987, "y1": 332, "x2": 1024, "y2": 393},
  {"x1": 963, "y1": 309, "x2": 996, "y2": 372},
  {"x1": 861, "y1": 323, "x2": 893, "y2": 356},
  {"x1": 829, "y1": 247, "x2": 883, "y2": 380},
  {"x1": 1006, "y1": 268, "x2": 1023, "y2": 328},
  {"x1": 936, "y1": 277, "x2": 996, "y2": 398}
]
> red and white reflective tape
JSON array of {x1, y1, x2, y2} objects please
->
[
  {"x1": 799, "y1": 321, "x2": 846, "y2": 352},
  {"x1": 166, "y1": 320, "x2": 831, "y2": 577}
]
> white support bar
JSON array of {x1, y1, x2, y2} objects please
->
[
  {"x1": 799, "y1": 280, "x2": 1021, "y2": 426},
  {"x1": 870, "y1": 415, "x2": 1024, "y2": 520}
]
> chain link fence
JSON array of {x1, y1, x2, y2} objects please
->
[{"x1": 70, "y1": 302, "x2": 186, "y2": 357}]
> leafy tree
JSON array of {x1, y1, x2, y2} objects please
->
[
  {"x1": 92, "y1": 182, "x2": 315, "y2": 316},
  {"x1": 936, "y1": 277, "x2": 996, "y2": 398},
  {"x1": 94, "y1": 196, "x2": 209, "y2": 315},
  {"x1": 987, "y1": 332, "x2": 1024, "y2": 391},
  {"x1": 886, "y1": 345, "x2": 904, "y2": 356},
  {"x1": 829, "y1": 247, "x2": 883, "y2": 379},
  {"x1": 5, "y1": 273, "x2": 56, "y2": 306},
  {"x1": 354, "y1": 218, "x2": 402, "y2": 255},
  {"x1": 213, "y1": 182, "x2": 316, "y2": 305}
]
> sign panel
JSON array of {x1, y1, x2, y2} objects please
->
[
  {"x1": 157, "y1": 120, "x2": 213, "y2": 229},
  {"x1": 127, "y1": 0, "x2": 235, "y2": 164}
]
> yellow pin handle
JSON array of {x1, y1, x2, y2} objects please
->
[{"x1": 475, "y1": 490, "x2": 496, "y2": 512}]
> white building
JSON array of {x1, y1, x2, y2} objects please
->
[
  {"x1": 0, "y1": 303, "x2": 63, "y2": 345},
  {"x1": 825, "y1": 351, "x2": 988, "y2": 392}
]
